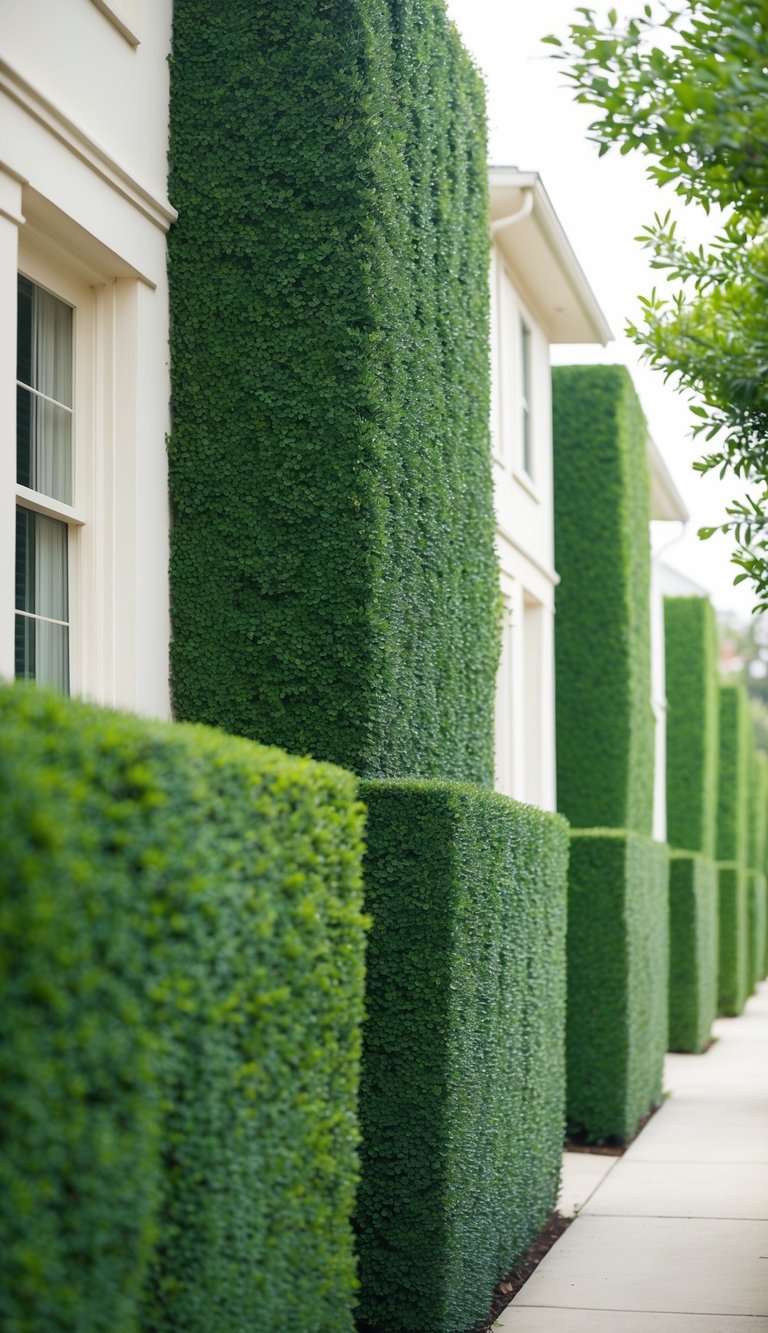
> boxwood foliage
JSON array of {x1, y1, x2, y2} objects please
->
[
  {"x1": 748, "y1": 751, "x2": 768, "y2": 988},
  {"x1": 0, "y1": 684, "x2": 367, "y2": 1333},
  {"x1": 747, "y1": 872, "x2": 767, "y2": 992},
  {"x1": 718, "y1": 865, "x2": 749, "y2": 1016},
  {"x1": 356, "y1": 781, "x2": 568, "y2": 1333},
  {"x1": 167, "y1": 0, "x2": 498, "y2": 784},
  {"x1": 668, "y1": 852, "x2": 719, "y2": 1053},
  {"x1": 566, "y1": 830, "x2": 668, "y2": 1142},
  {"x1": 717, "y1": 684, "x2": 751, "y2": 1014},
  {"x1": 716, "y1": 683, "x2": 750, "y2": 865},
  {"x1": 664, "y1": 596, "x2": 719, "y2": 859},
  {"x1": 552, "y1": 365, "x2": 654, "y2": 835}
]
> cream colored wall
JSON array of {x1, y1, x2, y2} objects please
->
[
  {"x1": 490, "y1": 244, "x2": 557, "y2": 811},
  {"x1": 1, "y1": 0, "x2": 174, "y2": 719}
]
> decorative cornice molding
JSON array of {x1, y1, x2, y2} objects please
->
[{"x1": 0, "y1": 57, "x2": 176, "y2": 232}]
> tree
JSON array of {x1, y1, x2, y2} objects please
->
[{"x1": 546, "y1": 0, "x2": 768, "y2": 609}]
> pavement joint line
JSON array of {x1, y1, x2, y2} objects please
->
[
  {"x1": 498, "y1": 1305, "x2": 768, "y2": 1318},
  {"x1": 584, "y1": 1213, "x2": 768, "y2": 1221}
]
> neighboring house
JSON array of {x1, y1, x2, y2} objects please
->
[
  {"x1": 489, "y1": 167, "x2": 610, "y2": 809},
  {"x1": 1, "y1": 0, "x2": 174, "y2": 719}
]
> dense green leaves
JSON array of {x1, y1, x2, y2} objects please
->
[
  {"x1": 717, "y1": 683, "x2": 752, "y2": 1014},
  {"x1": 566, "y1": 831, "x2": 669, "y2": 1140},
  {"x1": 663, "y1": 597, "x2": 720, "y2": 1050},
  {"x1": 717, "y1": 683, "x2": 750, "y2": 865},
  {"x1": 664, "y1": 597, "x2": 719, "y2": 858},
  {"x1": 553, "y1": 367, "x2": 666, "y2": 1137},
  {"x1": 553, "y1": 365, "x2": 654, "y2": 834},
  {"x1": 0, "y1": 684, "x2": 367, "y2": 1332},
  {"x1": 550, "y1": 0, "x2": 768, "y2": 610},
  {"x1": 167, "y1": 0, "x2": 498, "y2": 781},
  {"x1": 356, "y1": 781, "x2": 568, "y2": 1332},
  {"x1": 668, "y1": 852, "x2": 719, "y2": 1052}
]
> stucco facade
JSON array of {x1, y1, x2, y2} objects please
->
[{"x1": 1, "y1": 0, "x2": 174, "y2": 717}]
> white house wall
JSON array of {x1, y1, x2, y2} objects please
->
[
  {"x1": 1, "y1": 0, "x2": 174, "y2": 718},
  {"x1": 490, "y1": 243, "x2": 557, "y2": 811}
]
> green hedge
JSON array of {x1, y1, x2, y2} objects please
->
[
  {"x1": 718, "y1": 864, "x2": 749, "y2": 1015},
  {"x1": 664, "y1": 597, "x2": 719, "y2": 859},
  {"x1": 0, "y1": 684, "x2": 367, "y2": 1333},
  {"x1": 167, "y1": 0, "x2": 498, "y2": 784},
  {"x1": 716, "y1": 684, "x2": 751, "y2": 1015},
  {"x1": 553, "y1": 365, "x2": 654, "y2": 835},
  {"x1": 355, "y1": 781, "x2": 568, "y2": 1333},
  {"x1": 716, "y1": 683, "x2": 750, "y2": 865},
  {"x1": 668, "y1": 853, "x2": 719, "y2": 1052},
  {"x1": 663, "y1": 598, "x2": 720, "y2": 1052},
  {"x1": 566, "y1": 830, "x2": 668, "y2": 1141},
  {"x1": 748, "y1": 751, "x2": 768, "y2": 988},
  {"x1": 748, "y1": 871, "x2": 767, "y2": 991},
  {"x1": 748, "y1": 749, "x2": 767, "y2": 875}
]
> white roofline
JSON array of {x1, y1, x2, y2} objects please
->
[{"x1": 489, "y1": 166, "x2": 612, "y2": 346}]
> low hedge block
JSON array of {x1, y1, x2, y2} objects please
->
[
  {"x1": 356, "y1": 780, "x2": 568, "y2": 1333},
  {"x1": 566, "y1": 830, "x2": 669, "y2": 1142},
  {"x1": 748, "y1": 870, "x2": 767, "y2": 992},
  {"x1": 668, "y1": 852, "x2": 719, "y2": 1053},
  {"x1": 0, "y1": 684, "x2": 367, "y2": 1333},
  {"x1": 718, "y1": 863, "x2": 749, "y2": 1016}
]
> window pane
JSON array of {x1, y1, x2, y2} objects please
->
[
  {"x1": 17, "y1": 275, "x2": 73, "y2": 407},
  {"x1": 15, "y1": 615, "x2": 69, "y2": 693},
  {"x1": 16, "y1": 386, "x2": 73, "y2": 503},
  {"x1": 15, "y1": 508, "x2": 69, "y2": 623},
  {"x1": 16, "y1": 275, "x2": 74, "y2": 505}
]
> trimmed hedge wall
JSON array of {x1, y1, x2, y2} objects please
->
[
  {"x1": 716, "y1": 683, "x2": 750, "y2": 865},
  {"x1": 663, "y1": 596, "x2": 720, "y2": 1053},
  {"x1": 668, "y1": 852, "x2": 719, "y2": 1053},
  {"x1": 718, "y1": 865, "x2": 749, "y2": 1016},
  {"x1": 553, "y1": 365, "x2": 654, "y2": 835},
  {"x1": 0, "y1": 685, "x2": 367, "y2": 1333},
  {"x1": 664, "y1": 597, "x2": 719, "y2": 859},
  {"x1": 717, "y1": 683, "x2": 751, "y2": 1014},
  {"x1": 748, "y1": 872, "x2": 767, "y2": 992},
  {"x1": 355, "y1": 781, "x2": 568, "y2": 1333},
  {"x1": 167, "y1": 0, "x2": 499, "y2": 784},
  {"x1": 748, "y1": 750, "x2": 768, "y2": 988},
  {"x1": 566, "y1": 830, "x2": 668, "y2": 1141}
]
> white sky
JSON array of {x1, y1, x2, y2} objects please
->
[{"x1": 445, "y1": 0, "x2": 755, "y2": 619}]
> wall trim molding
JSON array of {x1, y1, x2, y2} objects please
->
[{"x1": 0, "y1": 57, "x2": 176, "y2": 232}]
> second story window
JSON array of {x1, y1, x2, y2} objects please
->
[{"x1": 15, "y1": 276, "x2": 74, "y2": 693}]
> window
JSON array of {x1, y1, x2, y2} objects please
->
[
  {"x1": 520, "y1": 315, "x2": 533, "y2": 479},
  {"x1": 15, "y1": 275, "x2": 75, "y2": 693}
]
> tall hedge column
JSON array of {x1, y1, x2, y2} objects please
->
[
  {"x1": 168, "y1": 0, "x2": 498, "y2": 785},
  {"x1": 717, "y1": 682, "x2": 751, "y2": 1015},
  {"x1": 747, "y1": 747, "x2": 767, "y2": 992},
  {"x1": 664, "y1": 596, "x2": 720, "y2": 1052},
  {"x1": 553, "y1": 364, "x2": 669, "y2": 1141}
]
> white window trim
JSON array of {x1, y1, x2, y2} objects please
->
[{"x1": 16, "y1": 253, "x2": 96, "y2": 698}]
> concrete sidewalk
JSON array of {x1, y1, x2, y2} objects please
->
[{"x1": 495, "y1": 981, "x2": 768, "y2": 1330}]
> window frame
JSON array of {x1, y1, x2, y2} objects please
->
[{"x1": 15, "y1": 252, "x2": 93, "y2": 696}]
